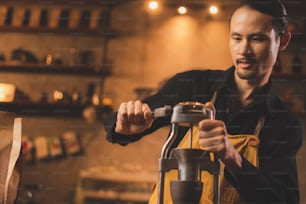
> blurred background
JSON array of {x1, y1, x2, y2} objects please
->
[{"x1": 0, "y1": 0, "x2": 305, "y2": 203}]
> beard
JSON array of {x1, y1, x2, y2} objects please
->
[
  {"x1": 235, "y1": 57, "x2": 258, "y2": 80},
  {"x1": 236, "y1": 68, "x2": 258, "y2": 80}
]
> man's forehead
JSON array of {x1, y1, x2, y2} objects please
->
[{"x1": 230, "y1": 6, "x2": 274, "y2": 31}]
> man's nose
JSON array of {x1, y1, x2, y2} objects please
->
[{"x1": 238, "y1": 40, "x2": 252, "y2": 55}]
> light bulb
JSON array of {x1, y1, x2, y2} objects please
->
[
  {"x1": 209, "y1": 5, "x2": 218, "y2": 15},
  {"x1": 178, "y1": 6, "x2": 187, "y2": 15},
  {"x1": 149, "y1": 1, "x2": 158, "y2": 10}
]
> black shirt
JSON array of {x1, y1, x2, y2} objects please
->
[{"x1": 105, "y1": 66, "x2": 303, "y2": 203}]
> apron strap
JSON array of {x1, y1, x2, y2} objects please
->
[
  {"x1": 254, "y1": 114, "x2": 265, "y2": 137},
  {"x1": 210, "y1": 90, "x2": 218, "y2": 104}
]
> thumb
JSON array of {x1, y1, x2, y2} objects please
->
[
  {"x1": 142, "y1": 103, "x2": 154, "y2": 122},
  {"x1": 144, "y1": 109, "x2": 154, "y2": 122}
]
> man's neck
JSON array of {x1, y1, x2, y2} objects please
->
[{"x1": 235, "y1": 77, "x2": 267, "y2": 106}]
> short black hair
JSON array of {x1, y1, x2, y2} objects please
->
[{"x1": 234, "y1": 0, "x2": 288, "y2": 36}]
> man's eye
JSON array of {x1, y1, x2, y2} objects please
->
[
  {"x1": 252, "y1": 36, "x2": 265, "y2": 42},
  {"x1": 232, "y1": 37, "x2": 241, "y2": 42}
]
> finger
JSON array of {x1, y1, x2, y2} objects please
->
[
  {"x1": 134, "y1": 100, "x2": 145, "y2": 124},
  {"x1": 126, "y1": 101, "x2": 135, "y2": 121},
  {"x1": 198, "y1": 137, "x2": 215, "y2": 151},
  {"x1": 134, "y1": 100, "x2": 143, "y2": 114},
  {"x1": 200, "y1": 142, "x2": 224, "y2": 154},
  {"x1": 142, "y1": 103, "x2": 153, "y2": 121},
  {"x1": 199, "y1": 135, "x2": 221, "y2": 146},
  {"x1": 117, "y1": 102, "x2": 128, "y2": 122},
  {"x1": 198, "y1": 119, "x2": 222, "y2": 131},
  {"x1": 198, "y1": 120, "x2": 227, "y2": 139},
  {"x1": 116, "y1": 102, "x2": 129, "y2": 133}
]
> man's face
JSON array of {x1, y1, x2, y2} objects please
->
[{"x1": 229, "y1": 6, "x2": 281, "y2": 82}]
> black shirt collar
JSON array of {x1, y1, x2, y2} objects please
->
[{"x1": 216, "y1": 66, "x2": 275, "y2": 117}]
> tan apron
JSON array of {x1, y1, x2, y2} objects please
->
[{"x1": 149, "y1": 93, "x2": 265, "y2": 204}]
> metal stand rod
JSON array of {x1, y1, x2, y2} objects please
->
[
  {"x1": 214, "y1": 172, "x2": 220, "y2": 204},
  {"x1": 158, "y1": 123, "x2": 178, "y2": 204},
  {"x1": 158, "y1": 170, "x2": 165, "y2": 204}
]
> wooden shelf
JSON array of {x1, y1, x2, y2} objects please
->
[
  {"x1": 80, "y1": 170, "x2": 156, "y2": 183},
  {"x1": 0, "y1": 63, "x2": 111, "y2": 76},
  {"x1": 0, "y1": 0, "x2": 127, "y2": 5},
  {"x1": 0, "y1": 26, "x2": 119, "y2": 38},
  {"x1": 0, "y1": 101, "x2": 113, "y2": 118},
  {"x1": 83, "y1": 190, "x2": 152, "y2": 203},
  {"x1": 0, "y1": 63, "x2": 113, "y2": 118},
  {"x1": 0, "y1": 26, "x2": 101, "y2": 35},
  {"x1": 80, "y1": 169, "x2": 155, "y2": 203},
  {"x1": 0, "y1": 2, "x2": 122, "y2": 37}
]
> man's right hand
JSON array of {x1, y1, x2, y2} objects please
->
[{"x1": 115, "y1": 100, "x2": 154, "y2": 135}]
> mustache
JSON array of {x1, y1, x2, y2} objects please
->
[{"x1": 236, "y1": 57, "x2": 256, "y2": 64}]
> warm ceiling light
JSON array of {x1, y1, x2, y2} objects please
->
[
  {"x1": 148, "y1": 1, "x2": 159, "y2": 10},
  {"x1": 177, "y1": 6, "x2": 187, "y2": 15},
  {"x1": 209, "y1": 5, "x2": 218, "y2": 15}
]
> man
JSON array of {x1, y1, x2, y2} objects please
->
[{"x1": 105, "y1": 0, "x2": 303, "y2": 203}]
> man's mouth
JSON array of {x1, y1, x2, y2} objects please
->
[{"x1": 236, "y1": 58, "x2": 256, "y2": 68}]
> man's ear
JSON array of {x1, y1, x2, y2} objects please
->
[{"x1": 279, "y1": 31, "x2": 291, "y2": 51}]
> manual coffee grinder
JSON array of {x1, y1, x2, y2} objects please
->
[{"x1": 155, "y1": 102, "x2": 221, "y2": 204}]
